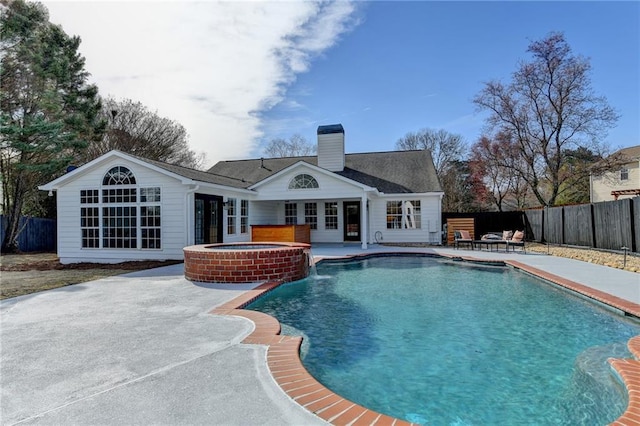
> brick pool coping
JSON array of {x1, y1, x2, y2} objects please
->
[{"x1": 209, "y1": 252, "x2": 640, "y2": 426}]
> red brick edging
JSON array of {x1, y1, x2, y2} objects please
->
[
  {"x1": 184, "y1": 242, "x2": 310, "y2": 283},
  {"x1": 209, "y1": 254, "x2": 640, "y2": 426},
  {"x1": 210, "y1": 280, "x2": 415, "y2": 426}
]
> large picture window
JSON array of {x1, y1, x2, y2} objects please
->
[
  {"x1": 103, "y1": 206, "x2": 137, "y2": 248},
  {"x1": 80, "y1": 167, "x2": 161, "y2": 249},
  {"x1": 386, "y1": 200, "x2": 421, "y2": 229}
]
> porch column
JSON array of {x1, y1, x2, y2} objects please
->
[{"x1": 361, "y1": 195, "x2": 368, "y2": 249}]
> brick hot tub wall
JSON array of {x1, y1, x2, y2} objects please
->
[{"x1": 183, "y1": 242, "x2": 311, "y2": 284}]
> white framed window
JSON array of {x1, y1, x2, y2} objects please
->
[
  {"x1": 621, "y1": 167, "x2": 629, "y2": 181},
  {"x1": 305, "y1": 202, "x2": 317, "y2": 230},
  {"x1": 289, "y1": 174, "x2": 319, "y2": 189},
  {"x1": 240, "y1": 200, "x2": 249, "y2": 234},
  {"x1": 386, "y1": 201, "x2": 402, "y2": 229},
  {"x1": 140, "y1": 206, "x2": 161, "y2": 249},
  {"x1": 285, "y1": 202, "x2": 297, "y2": 225},
  {"x1": 324, "y1": 202, "x2": 338, "y2": 230},
  {"x1": 103, "y1": 206, "x2": 137, "y2": 248},
  {"x1": 227, "y1": 198, "x2": 236, "y2": 234},
  {"x1": 79, "y1": 167, "x2": 161, "y2": 250},
  {"x1": 80, "y1": 206, "x2": 99, "y2": 248},
  {"x1": 386, "y1": 200, "x2": 421, "y2": 230}
]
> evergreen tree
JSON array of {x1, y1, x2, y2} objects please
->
[{"x1": 0, "y1": 0, "x2": 104, "y2": 252}]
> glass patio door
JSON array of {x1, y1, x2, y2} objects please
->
[
  {"x1": 195, "y1": 194, "x2": 223, "y2": 244},
  {"x1": 343, "y1": 201, "x2": 360, "y2": 241}
]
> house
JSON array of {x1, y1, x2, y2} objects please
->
[
  {"x1": 590, "y1": 145, "x2": 640, "y2": 202},
  {"x1": 39, "y1": 124, "x2": 443, "y2": 264}
]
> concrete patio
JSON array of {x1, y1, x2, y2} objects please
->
[{"x1": 1, "y1": 245, "x2": 638, "y2": 425}]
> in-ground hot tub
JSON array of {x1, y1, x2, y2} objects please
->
[{"x1": 183, "y1": 242, "x2": 311, "y2": 284}]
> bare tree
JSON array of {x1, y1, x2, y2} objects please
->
[
  {"x1": 83, "y1": 97, "x2": 205, "y2": 169},
  {"x1": 440, "y1": 160, "x2": 489, "y2": 213},
  {"x1": 473, "y1": 32, "x2": 619, "y2": 207},
  {"x1": 263, "y1": 134, "x2": 316, "y2": 157},
  {"x1": 395, "y1": 128, "x2": 466, "y2": 176},
  {"x1": 470, "y1": 134, "x2": 533, "y2": 211}
]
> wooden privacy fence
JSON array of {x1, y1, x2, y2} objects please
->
[
  {"x1": 445, "y1": 218, "x2": 475, "y2": 246},
  {"x1": 0, "y1": 215, "x2": 56, "y2": 252},
  {"x1": 442, "y1": 211, "x2": 526, "y2": 246},
  {"x1": 524, "y1": 197, "x2": 639, "y2": 253}
]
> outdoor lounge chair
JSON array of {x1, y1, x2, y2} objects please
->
[
  {"x1": 454, "y1": 230, "x2": 474, "y2": 250},
  {"x1": 506, "y1": 230, "x2": 526, "y2": 252},
  {"x1": 474, "y1": 233, "x2": 506, "y2": 251}
]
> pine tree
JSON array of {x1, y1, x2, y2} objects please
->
[{"x1": 0, "y1": 0, "x2": 104, "y2": 252}]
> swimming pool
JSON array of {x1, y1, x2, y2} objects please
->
[{"x1": 247, "y1": 255, "x2": 640, "y2": 425}]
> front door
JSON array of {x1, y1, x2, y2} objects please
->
[
  {"x1": 195, "y1": 194, "x2": 223, "y2": 244},
  {"x1": 343, "y1": 201, "x2": 360, "y2": 242}
]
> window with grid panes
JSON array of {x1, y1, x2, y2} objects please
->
[
  {"x1": 386, "y1": 200, "x2": 421, "y2": 229},
  {"x1": 80, "y1": 167, "x2": 162, "y2": 250},
  {"x1": 621, "y1": 167, "x2": 629, "y2": 181},
  {"x1": 227, "y1": 198, "x2": 236, "y2": 234},
  {"x1": 285, "y1": 202, "x2": 297, "y2": 225},
  {"x1": 304, "y1": 202, "x2": 317, "y2": 229},
  {"x1": 80, "y1": 190, "x2": 100, "y2": 248},
  {"x1": 288, "y1": 174, "x2": 319, "y2": 189},
  {"x1": 324, "y1": 202, "x2": 338, "y2": 230},
  {"x1": 240, "y1": 200, "x2": 249, "y2": 234}
]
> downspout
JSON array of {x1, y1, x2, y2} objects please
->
[
  {"x1": 185, "y1": 184, "x2": 200, "y2": 246},
  {"x1": 439, "y1": 192, "x2": 444, "y2": 245}
]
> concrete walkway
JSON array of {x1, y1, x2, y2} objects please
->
[{"x1": 1, "y1": 246, "x2": 638, "y2": 425}]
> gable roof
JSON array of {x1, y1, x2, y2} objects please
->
[
  {"x1": 615, "y1": 145, "x2": 640, "y2": 161},
  {"x1": 40, "y1": 149, "x2": 443, "y2": 195},
  {"x1": 207, "y1": 149, "x2": 442, "y2": 194},
  {"x1": 39, "y1": 150, "x2": 252, "y2": 192}
]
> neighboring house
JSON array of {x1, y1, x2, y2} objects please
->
[
  {"x1": 39, "y1": 124, "x2": 443, "y2": 264},
  {"x1": 590, "y1": 145, "x2": 640, "y2": 202}
]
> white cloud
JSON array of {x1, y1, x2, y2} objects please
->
[{"x1": 43, "y1": 1, "x2": 359, "y2": 167}]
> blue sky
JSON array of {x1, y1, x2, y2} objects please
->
[
  {"x1": 262, "y1": 1, "x2": 639, "y2": 156},
  {"x1": 44, "y1": 1, "x2": 638, "y2": 167}
]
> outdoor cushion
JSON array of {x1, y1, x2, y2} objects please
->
[
  {"x1": 502, "y1": 230, "x2": 513, "y2": 240},
  {"x1": 459, "y1": 230, "x2": 472, "y2": 240},
  {"x1": 512, "y1": 230, "x2": 524, "y2": 242},
  {"x1": 482, "y1": 233, "x2": 502, "y2": 240}
]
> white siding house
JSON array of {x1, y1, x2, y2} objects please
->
[
  {"x1": 40, "y1": 124, "x2": 444, "y2": 263},
  {"x1": 590, "y1": 145, "x2": 640, "y2": 202}
]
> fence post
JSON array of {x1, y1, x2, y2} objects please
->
[
  {"x1": 561, "y1": 206, "x2": 565, "y2": 245},
  {"x1": 630, "y1": 198, "x2": 637, "y2": 252},
  {"x1": 590, "y1": 203, "x2": 597, "y2": 248}
]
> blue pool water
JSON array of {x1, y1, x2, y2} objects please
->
[{"x1": 247, "y1": 255, "x2": 640, "y2": 425}]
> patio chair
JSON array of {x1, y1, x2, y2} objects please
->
[
  {"x1": 454, "y1": 230, "x2": 474, "y2": 250},
  {"x1": 506, "y1": 230, "x2": 526, "y2": 252}
]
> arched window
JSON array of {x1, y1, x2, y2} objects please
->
[
  {"x1": 103, "y1": 166, "x2": 136, "y2": 185},
  {"x1": 288, "y1": 174, "x2": 319, "y2": 189}
]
